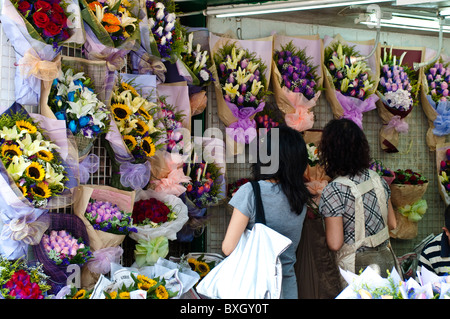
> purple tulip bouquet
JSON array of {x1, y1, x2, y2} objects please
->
[
  {"x1": 324, "y1": 38, "x2": 379, "y2": 129},
  {"x1": 214, "y1": 41, "x2": 270, "y2": 144},
  {"x1": 376, "y1": 46, "x2": 419, "y2": 153},
  {"x1": 272, "y1": 40, "x2": 321, "y2": 132},
  {"x1": 423, "y1": 59, "x2": 450, "y2": 140}
]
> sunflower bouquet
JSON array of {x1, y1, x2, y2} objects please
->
[
  {"x1": 110, "y1": 77, "x2": 164, "y2": 162},
  {"x1": 323, "y1": 36, "x2": 380, "y2": 129},
  {"x1": 0, "y1": 110, "x2": 69, "y2": 208},
  {"x1": 186, "y1": 254, "x2": 220, "y2": 280},
  {"x1": 47, "y1": 67, "x2": 110, "y2": 158}
]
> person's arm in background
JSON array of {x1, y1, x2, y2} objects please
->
[
  {"x1": 222, "y1": 208, "x2": 249, "y2": 256},
  {"x1": 324, "y1": 216, "x2": 344, "y2": 251}
]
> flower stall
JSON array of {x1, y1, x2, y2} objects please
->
[{"x1": 0, "y1": 0, "x2": 448, "y2": 303}]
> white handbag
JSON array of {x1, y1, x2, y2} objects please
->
[{"x1": 196, "y1": 181, "x2": 292, "y2": 299}]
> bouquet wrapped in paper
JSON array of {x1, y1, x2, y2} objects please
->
[
  {"x1": 32, "y1": 213, "x2": 93, "y2": 294},
  {"x1": 105, "y1": 73, "x2": 164, "y2": 190},
  {"x1": 389, "y1": 168, "x2": 428, "y2": 239},
  {"x1": 73, "y1": 184, "x2": 136, "y2": 289},
  {"x1": 420, "y1": 52, "x2": 450, "y2": 151},
  {"x1": 323, "y1": 34, "x2": 380, "y2": 129},
  {"x1": 0, "y1": 0, "x2": 84, "y2": 105},
  {"x1": 210, "y1": 33, "x2": 272, "y2": 152},
  {"x1": 437, "y1": 143, "x2": 450, "y2": 206},
  {"x1": 272, "y1": 35, "x2": 323, "y2": 132},
  {"x1": 369, "y1": 159, "x2": 396, "y2": 185},
  {"x1": 179, "y1": 32, "x2": 215, "y2": 116},
  {"x1": 0, "y1": 256, "x2": 51, "y2": 299},
  {"x1": 376, "y1": 46, "x2": 423, "y2": 153},
  {"x1": 157, "y1": 95, "x2": 187, "y2": 153},
  {"x1": 45, "y1": 65, "x2": 110, "y2": 160}
]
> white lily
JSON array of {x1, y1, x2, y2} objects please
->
[
  {"x1": 130, "y1": 96, "x2": 147, "y2": 113},
  {"x1": 6, "y1": 156, "x2": 30, "y2": 181},
  {"x1": 250, "y1": 79, "x2": 263, "y2": 96},
  {"x1": 236, "y1": 67, "x2": 252, "y2": 85},
  {"x1": 35, "y1": 132, "x2": 59, "y2": 151},
  {"x1": 45, "y1": 162, "x2": 65, "y2": 187},
  {"x1": 95, "y1": 3, "x2": 108, "y2": 22},
  {"x1": 18, "y1": 133, "x2": 48, "y2": 156},
  {"x1": 120, "y1": 10, "x2": 137, "y2": 30},
  {"x1": 0, "y1": 126, "x2": 25, "y2": 140},
  {"x1": 67, "y1": 99, "x2": 96, "y2": 118}
]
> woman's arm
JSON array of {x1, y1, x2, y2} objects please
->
[
  {"x1": 222, "y1": 208, "x2": 250, "y2": 256},
  {"x1": 387, "y1": 198, "x2": 397, "y2": 231},
  {"x1": 324, "y1": 216, "x2": 344, "y2": 251}
]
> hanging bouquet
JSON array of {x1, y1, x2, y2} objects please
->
[
  {"x1": 0, "y1": 111, "x2": 69, "y2": 208},
  {"x1": 42, "y1": 229, "x2": 93, "y2": 266},
  {"x1": 369, "y1": 159, "x2": 396, "y2": 185},
  {"x1": 254, "y1": 103, "x2": 284, "y2": 134},
  {"x1": 421, "y1": 57, "x2": 450, "y2": 150},
  {"x1": 213, "y1": 41, "x2": 270, "y2": 145},
  {"x1": 159, "y1": 96, "x2": 185, "y2": 153},
  {"x1": 323, "y1": 35, "x2": 379, "y2": 129},
  {"x1": 110, "y1": 77, "x2": 164, "y2": 162},
  {"x1": 142, "y1": 0, "x2": 184, "y2": 60},
  {"x1": 376, "y1": 46, "x2": 421, "y2": 153},
  {"x1": 80, "y1": 0, "x2": 140, "y2": 49},
  {"x1": 227, "y1": 178, "x2": 250, "y2": 199},
  {"x1": 437, "y1": 144, "x2": 450, "y2": 206},
  {"x1": 132, "y1": 197, "x2": 178, "y2": 228},
  {"x1": 272, "y1": 38, "x2": 322, "y2": 132},
  {"x1": 47, "y1": 67, "x2": 110, "y2": 158},
  {"x1": 390, "y1": 168, "x2": 428, "y2": 240}
]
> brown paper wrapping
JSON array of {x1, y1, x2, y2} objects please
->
[
  {"x1": 322, "y1": 34, "x2": 381, "y2": 121},
  {"x1": 436, "y1": 143, "x2": 450, "y2": 206},
  {"x1": 73, "y1": 185, "x2": 135, "y2": 289},
  {"x1": 389, "y1": 182, "x2": 428, "y2": 239}
]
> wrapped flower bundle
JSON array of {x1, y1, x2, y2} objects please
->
[
  {"x1": 80, "y1": 0, "x2": 140, "y2": 49},
  {"x1": 159, "y1": 97, "x2": 185, "y2": 153},
  {"x1": 134, "y1": 236, "x2": 169, "y2": 267},
  {"x1": 437, "y1": 144, "x2": 450, "y2": 205},
  {"x1": 227, "y1": 178, "x2": 250, "y2": 199},
  {"x1": 376, "y1": 46, "x2": 420, "y2": 152},
  {"x1": 0, "y1": 111, "x2": 68, "y2": 208},
  {"x1": 390, "y1": 168, "x2": 428, "y2": 239},
  {"x1": 0, "y1": 256, "x2": 51, "y2": 299},
  {"x1": 186, "y1": 254, "x2": 219, "y2": 279},
  {"x1": 323, "y1": 37, "x2": 379, "y2": 129},
  {"x1": 143, "y1": 0, "x2": 184, "y2": 60},
  {"x1": 421, "y1": 58, "x2": 450, "y2": 150},
  {"x1": 132, "y1": 197, "x2": 177, "y2": 227},
  {"x1": 42, "y1": 230, "x2": 93, "y2": 267},
  {"x1": 110, "y1": 78, "x2": 163, "y2": 162},
  {"x1": 254, "y1": 103, "x2": 284, "y2": 134},
  {"x1": 85, "y1": 199, "x2": 137, "y2": 235},
  {"x1": 181, "y1": 33, "x2": 214, "y2": 88},
  {"x1": 369, "y1": 159, "x2": 395, "y2": 185},
  {"x1": 47, "y1": 67, "x2": 109, "y2": 157},
  {"x1": 214, "y1": 41, "x2": 270, "y2": 144}
]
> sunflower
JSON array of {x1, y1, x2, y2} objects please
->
[
  {"x1": 188, "y1": 258, "x2": 198, "y2": 271},
  {"x1": 108, "y1": 291, "x2": 118, "y2": 299},
  {"x1": 36, "y1": 149, "x2": 54, "y2": 162},
  {"x1": 25, "y1": 162, "x2": 45, "y2": 182},
  {"x1": 138, "y1": 107, "x2": 152, "y2": 121},
  {"x1": 137, "y1": 275, "x2": 157, "y2": 291},
  {"x1": 118, "y1": 291, "x2": 130, "y2": 299},
  {"x1": 123, "y1": 135, "x2": 137, "y2": 150},
  {"x1": 31, "y1": 182, "x2": 52, "y2": 199},
  {"x1": 135, "y1": 119, "x2": 149, "y2": 135},
  {"x1": 16, "y1": 120, "x2": 37, "y2": 134},
  {"x1": 195, "y1": 261, "x2": 210, "y2": 277},
  {"x1": 72, "y1": 289, "x2": 86, "y2": 299},
  {"x1": 102, "y1": 13, "x2": 121, "y2": 25},
  {"x1": 121, "y1": 82, "x2": 139, "y2": 96},
  {"x1": 141, "y1": 136, "x2": 156, "y2": 157},
  {"x1": 16, "y1": 183, "x2": 27, "y2": 196},
  {"x1": 105, "y1": 25, "x2": 121, "y2": 33},
  {"x1": 155, "y1": 285, "x2": 169, "y2": 299},
  {"x1": 1, "y1": 144, "x2": 22, "y2": 158},
  {"x1": 111, "y1": 103, "x2": 132, "y2": 121}
]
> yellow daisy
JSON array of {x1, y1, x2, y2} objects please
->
[
  {"x1": 141, "y1": 136, "x2": 156, "y2": 157},
  {"x1": 111, "y1": 103, "x2": 132, "y2": 121},
  {"x1": 1, "y1": 144, "x2": 22, "y2": 158},
  {"x1": 123, "y1": 135, "x2": 137, "y2": 150},
  {"x1": 36, "y1": 149, "x2": 54, "y2": 162},
  {"x1": 16, "y1": 120, "x2": 37, "y2": 134},
  {"x1": 31, "y1": 182, "x2": 52, "y2": 199},
  {"x1": 25, "y1": 162, "x2": 45, "y2": 182},
  {"x1": 155, "y1": 285, "x2": 169, "y2": 299}
]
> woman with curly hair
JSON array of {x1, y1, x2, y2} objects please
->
[{"x1": 318, "y1": 119, "x2": 400, "y2": 286}]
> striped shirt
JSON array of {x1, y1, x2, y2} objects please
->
[
  {"x1": 417, "y1": 232, "x2": 450, "y2": 276},
  {"x1": 319, "y1": 169, "x2": 391, "y2": 245}
]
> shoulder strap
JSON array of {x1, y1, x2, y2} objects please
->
[{"x1": 250, "y1": 181, "x2": 266, "y2": 225}]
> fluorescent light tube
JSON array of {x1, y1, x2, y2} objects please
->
[{"x1": 205, "y1": 0, "x2": 393, "y2": 18}]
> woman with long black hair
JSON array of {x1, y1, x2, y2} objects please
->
[{"x1": 222, "y1": 125, "x2": 312, "y2": 299}]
